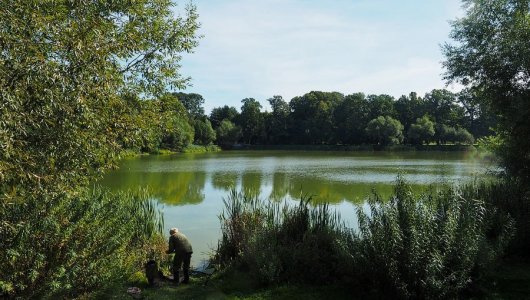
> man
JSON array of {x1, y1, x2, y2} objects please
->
[{"x1": 166, "y1": 228, "x2": 193, "y2": 284}]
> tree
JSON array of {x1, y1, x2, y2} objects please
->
[
  {"x1": 239, "y1": 98, "x2": 264, "y2": 144},
  {"x1": 367, "y1": 94, "x2": 396, "y2": 120},
  {"x1": 423, "y1": 89, "x2": 462, "y2": 126},
  {"x1": 173, "y1": 92, "x2": 205, "y2": 118},
  {"x1": 193, "y1": 118, "x2": 216, "y2": 145},
  {"x1": 408, "y1": 115, "x2": 435, "y2": 145},
  {"x1": 289, "y1": 91, "x2": 343, "y2": 144},
  {"x1": 209, "y1": 105, "x2": 239, "y2": 128},
  {"x1": 443, "y1": 0, "x2": 530, "y2": 179},
  {"x1": 423, "y1": 89, "x2": 465, "y2": 144},
  {"x1": 394, "y1": 92, "x2": 426, "y2": 133},
  {"x1": 455, "y1": 128, "x2": 475, "y2": 145},
  {"x1": 456, "y1": 88, "x2": 496, "y2": 138},
  {"x1": 0, "y1": 1, "x2": 200, "y2": 195},
  {"x1": 437, "y1": 124, "x2": 457, "y2": 144},
  {"x1": 267, "y1": 95, "x2": 290, "y2": 144},
  {"x1": 366, "y1": 116, "x2": 404, "y2": 146},
  {"x1": 216, "y1": 120, "x2": 242, "y2": 146},
  {"x1": 158, "y1": 94, "x2": 195, "y2": 151},
  {"x1": 334, "y1": 93, "x2": 370, "y2": 144},
  {"x1": 0, "y1": 1, "x2": 199, "y2": 297}
]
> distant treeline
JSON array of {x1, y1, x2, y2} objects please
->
[{"x1": 121, "y1": 88, "x2": 494, "y2": 152}]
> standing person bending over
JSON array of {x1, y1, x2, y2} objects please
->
[{"x1": 166, "y1": 227, "x2": 193, "y2": 284}]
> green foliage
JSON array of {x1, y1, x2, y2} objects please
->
[
  {"x1": 366, "y1": 116, "x2": 404, "y2": 146},
  {"x1": 267, "y1": 96, "x2": 291, "y2": 144},
  {"x1": 216, "y1": 120, "x2": 242, "y2": 146},
  {"x1": 289, "y1": 91, "x2": 344, "y2": 144},
  {"x1": 117, "y1": 94, "x2": 194, "y2": 153},
  {"x1": 424, "y1": 89, "x2": 462, "y2": 127},
  {"x1": 182, "y1": 144, "x2": 221, "y2": 153},
  {"x1": 437, "y1": 124, "x2": 457, "y2": 144},
  {"x1": 443, "y1": 0, "x2": 530, "y2": 180},
  {"x1": 214, "y1": 191, "x2": 348, "y2": 286},
  {"x1": 408, "y1": 115, "x2": 435, "y2": 145},
  {"x1": 455, "y1": 127, "x2": 475, "y2": 145},
  {"x1": 457, "y1": 88, "x2": 496, "y2": 138},
  {"x1": 0, "y1": 188, "x2": 164, "y2": 299},
  {"x1": 476, "y1": 133, "x2": 505, "y2": 154},
  {"x1": 205, "y1": 88, "x2": 491, "y2": 147},
  {"x1": 334, "y1": 93, "x2": 370, "y2": 144},
  {"x1": 213, "y1": 179, "x2": 515, "y2": 298},
  {"x1": 0, "y1": 1, "x2": 198, "y2": 298},
  {"x1": 353, "y1": 178, "x2": 513, "y2": 298},
  {"x1": 210, "y1": 105, "x2": 240, "y2": 128},
  {"x1": 193, "y1": 118, "x2": 217, "y2": 145},
  {"x1": 0, "y1": 0, "x2": 200, "y2": 195},
  {"x1": 395, "y1": 92, "x2": 426, "y2": 133},
  {"x1": 173, "y1": 92, "x2": 206, "y2": 118},
  {"x1": 367, "y1": 94, "x2": 396, "y2": 120},
  {"x1": 239, "y1": 98, "x2": 265, "y2": 144}
]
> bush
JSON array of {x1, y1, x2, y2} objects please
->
[
  {"x1": 213, "y1": 178, "x2": 515, "y2": 298},
  {"x1": 366, "y1": 116, "x2": 404, "y2": 146},
  {"x1": 213, "y1": 191, "x2": 349, "y2": 286},
  {"x1": 455, "y1": 128, "x2": 475, "y2": 145},
  {"x1": 0, "y1": 188, "x2": 164, "y2": 299},
  {"x1": 352, "y1": 178, "x2": 514, "y2": 298}
]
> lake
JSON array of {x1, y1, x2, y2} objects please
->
[{"x1": 99, "y1": 150, "x2": 494, "y2": 266}]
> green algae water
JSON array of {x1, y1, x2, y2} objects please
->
[{"x1": 99, "y1": 150, "x2": 495, "y2": 266}]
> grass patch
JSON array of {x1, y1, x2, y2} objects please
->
[{"x1": 183, "y1": 144, "x2": 222, "y2": 153}]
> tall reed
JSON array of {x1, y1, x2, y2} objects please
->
[
  {"x1": 213, "y1": 178, "x2": 515, "y2": 298},
  {"x1": 214, "y1": 190, "x2": 349, "y2": 285},
  {"x1": 0, "y1": 188, "x2": 164, "y2": 299},
  {"x1": 353, "y1": 177, "x2": 514, "y2": 298}
]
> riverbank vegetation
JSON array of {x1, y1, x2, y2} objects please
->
[
  {"x1": 0, "y1": 1, "x2": 199, "y2": 298},
  {"x1": 212, "y1": 178, "x2": 520, "y2": 298},
  {"x1": 1, "y1": 0, "x2": 529, "y2": 299}
]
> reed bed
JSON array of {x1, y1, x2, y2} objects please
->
[{"x1": 213, "y1": 177, "x2": 518, "y2": 298}]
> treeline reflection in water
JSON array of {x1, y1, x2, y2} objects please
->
[{"x1": 100, "y1": 150, "x2": 493, "y2": 206}]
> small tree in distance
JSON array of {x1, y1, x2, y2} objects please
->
[
  {"x1": 408, "y1": 115, "x2": 435, "y2": 145},
  {"x1": 366, "y1": 116, "x2": 404, "y2": 146},
  {"x1": 216, "y1": 120, "x2": 242, "y2": 146}
]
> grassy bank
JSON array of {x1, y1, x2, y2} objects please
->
[
  {"x1": 182, "y1": 144, "x2": 222, "y2": 153},
  {"x1": 227, "y1": 144, "x2": 476, "y2": 152},
  {"x1": 119, "y1": 144, "x2": 221, "y2": 158},
  {"x1": 92, "y1": 260, "x2": 530, "y2": 299}
]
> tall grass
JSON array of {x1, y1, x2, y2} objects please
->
[
  {"x1": 0, "y1": 188, "x2": 164, "y2": 299},
  {"x1": 214, "y1": 191, "x2": 349, "y2": 285},
  {"x1": 351, "y1": 178, "x2": 514, "y2": 298},
  {"x1": 213, "y1": 178, "x2": 515, "y2": 298}
]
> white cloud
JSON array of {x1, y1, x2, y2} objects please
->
[{"x1": 178, "y1": 0, "x2": 464, "y2": 112}]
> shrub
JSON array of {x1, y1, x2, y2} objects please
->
[
  {"x1": 213, "y1": 178, "x2": 515, "y2": 298},
  {"x1": 366, "y1": 116, "x2": 404, "y2": 146},
  {"x1": 214, "y1": 191, "x2": 349, "y2": 286},
  {"x1": 407, "y1": 115, "x2": 435, "y2": 145},
  {"x1": 0, "y1": 188, "x2": 164, "y2": 299},
  {"x1": 455, "y1": 128, "x2": 475, "y2": 145},
  {"x1": 353, "y1": 178, "x2": 514, "y2": 298}
]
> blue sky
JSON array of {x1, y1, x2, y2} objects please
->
[{"x1": 177, "y1": 0, "x2": 464, "y2": 113}]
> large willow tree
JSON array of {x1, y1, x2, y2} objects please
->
[
  {"x1": 0, "y1": 1, "x2": 199, "y2": 297},
  {"x1": 0, "y1": 0, "x2": 200, "y2": 196},
  {"x1": 443, "y1": 0, "x2": 530, "y2": 180}
]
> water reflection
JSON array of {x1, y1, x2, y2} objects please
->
[
  {"x1": 99, "y1": 150, "x2": 494, "y2": 266},
  {"x1": 100, "y1": 150, "x2": 493, "y2": 205}
]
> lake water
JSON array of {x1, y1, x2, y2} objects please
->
[{"x1": 99, "y1": 150, "x2": 494, "y2": 266}]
